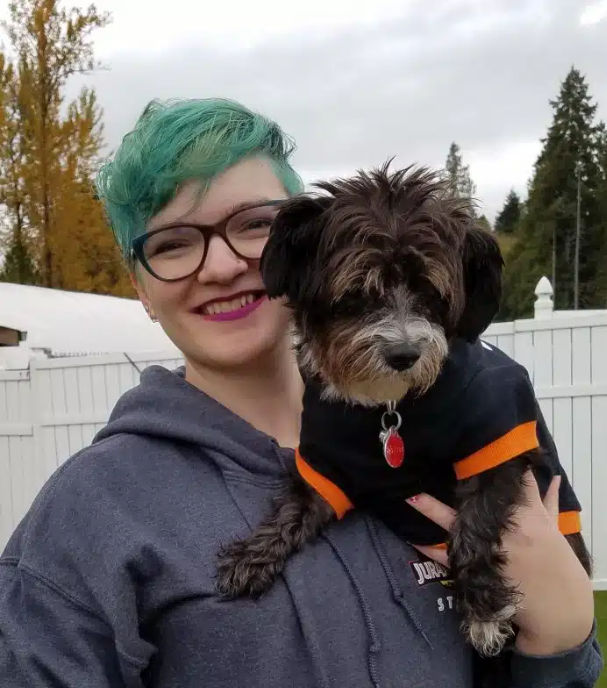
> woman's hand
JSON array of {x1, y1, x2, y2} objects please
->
[{"x1": 406, "y1": 472, "x2": 595, "y2": 655}]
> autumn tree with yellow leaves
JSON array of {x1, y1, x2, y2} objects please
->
[{"x1": 0, "y1": 0, "x2": 133, "y2": 296}]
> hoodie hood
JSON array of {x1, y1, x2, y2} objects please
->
[{"x1": 93, "y1": 365, "x2": 292, "y2": 481}]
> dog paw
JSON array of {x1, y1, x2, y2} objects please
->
[
  {"x1": 464, "y1": 605, "x2": 517, "y2": 656},
  {"x1": 215, "y1": 541, "x2": 280, "y2": 599}
]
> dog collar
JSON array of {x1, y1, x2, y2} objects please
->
[{"x1": 379, "y1": 401, "x2": 405, "y2": 468}]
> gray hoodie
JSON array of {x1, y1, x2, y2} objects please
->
[{"x1": 0, "y1": 365, "x2": 602, "y2": 687}]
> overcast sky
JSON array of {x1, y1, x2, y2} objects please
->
[{"x1": 4, "y1": 0, "x2": 607, "y2": 220}]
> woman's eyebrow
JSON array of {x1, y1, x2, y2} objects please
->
[
  {"x1": 152, "y1": 198, "x2": 273, "y2": 231},
  {"x1": 223, "y1": 198, "x2": 273, "y2": 216}
]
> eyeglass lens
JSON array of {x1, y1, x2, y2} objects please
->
[{"x1": 142, "y1": 203, "x2": 280, "y2": 280}]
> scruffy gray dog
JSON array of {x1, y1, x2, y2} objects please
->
[{"x1": 216, "y1": 164, "x2": 590, "y2": 656}]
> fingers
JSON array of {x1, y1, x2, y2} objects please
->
[
  {"x1": 519, "y1": 470, "x2": 561, "y2": 524},
  {"x1": 543, "y1": 475, "x2": 562, "y2": 522},
  {"x1": 411, "y1": 544, "x2": 449, "y2": 567},
  {"x1": 406, "y1": 493, "x2": 457, "y2": 531},
  {"x1": 405, "y1": 471, "x2": 562, "y2": 568},
  {"x1": 520, "y1": 469, "x2": 542, "y2": 502}
]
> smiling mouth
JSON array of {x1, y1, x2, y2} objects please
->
[{"x1": 195, "y1": 290, "x2": 267, "y2": 321}]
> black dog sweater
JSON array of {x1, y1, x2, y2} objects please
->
[{"x1": 296, "y1": 338, "x2": 582, "y2": 546}]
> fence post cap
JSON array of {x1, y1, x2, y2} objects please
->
[
  {"x1": 534, "y1": 276, "x2": 554, "y2": 319},
  {"x1": 534, "y1": 276, "x2": 554, "y2": 297}
]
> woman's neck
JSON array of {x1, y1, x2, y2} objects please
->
[{"x1": 185, "y1": 340, "x2": 304, "y2": 449}]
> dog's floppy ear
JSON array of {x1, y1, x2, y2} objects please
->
[
  {"x1": 456, "y1": 225, "x2": 504, "y2": 342},
  {"x1": 261, "y1": 195, "x2": 331, "y2": 304}
]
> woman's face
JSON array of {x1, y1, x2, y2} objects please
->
[{"x1": 134, "y1": 157, "x2": 292, "y2": 371}]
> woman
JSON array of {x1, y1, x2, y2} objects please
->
[{"x1": 0, "y1": 98, "x2": 601, "y2": 687}]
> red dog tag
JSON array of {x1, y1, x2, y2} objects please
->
[{"x1": 382, "y1": 427, "x2": 405, "y2": 468}]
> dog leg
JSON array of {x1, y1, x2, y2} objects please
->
[
  {"x1": 216, "y1": 477, "x2": 334, "y2": 598},
  {"x1": 452, "y1": 458, "x2": 593, "y2": 656},
  {"x1": 450, "y1": 456, "x2": 533, "y2": 657}
]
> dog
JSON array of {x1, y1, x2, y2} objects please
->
[{"x1": 216, "y1": 164, "x2": 591, "y2": 656}]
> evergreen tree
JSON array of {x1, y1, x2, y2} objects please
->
[
  {"x1": 501, "y1": 68, "x2": 605, "y2": 317},
  {"x1": 594, "y1": 127, "x2": 607, "y2": 305},
  {"x1": 495, "y1": 190, "x2": 521, "y2": 234},
  {"x1": 0, "y1": 53, "x2": 36, "y2": 282},
  {"x1": 445, "y1": 142, "x2": 477, "y2": 215},
  {"x1": 477, "y1": 214, "x2": 492, "y2": 232},
  {"x1": 0, "y1": 228, "x2": 38, "y2": 283}
]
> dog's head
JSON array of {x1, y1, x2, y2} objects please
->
[{"x1": 261, "y1": 164, "x2": 503, "y2": 405}]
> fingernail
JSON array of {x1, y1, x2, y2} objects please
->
[{"x1": 406, "y1": 495, "x2": 420, "y2": 504}]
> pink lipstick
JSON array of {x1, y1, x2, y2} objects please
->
[{"x1": 199, "y1": 293, "x2": 267, "y2": 322}]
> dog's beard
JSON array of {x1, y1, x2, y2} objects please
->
[{"x1": 298, "y1": 315, "x2": 449, "y2": 406}]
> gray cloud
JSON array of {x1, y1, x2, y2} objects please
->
[{"x1": 67, "y1": 0, "x2": 607, "y2": 219}]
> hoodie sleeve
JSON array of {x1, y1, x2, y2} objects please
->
[
  {"x1": 0, "y1": 440, "x2": 157, "y2": 687},
  {"x1": 508, "y1": 623, "x2": 603, "y2": 688},
  {"x1": 0, "y1": 561, "x2": 148, "y2": 688},
  {"x1": 474, "y1": 625, "x2": 603, "y2": 688}
]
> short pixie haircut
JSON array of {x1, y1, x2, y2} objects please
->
[{"x1": 95, "y1": 98, "x2": 304, "y2": 261}]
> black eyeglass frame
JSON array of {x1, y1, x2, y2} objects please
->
[{"x1": 130, "y1": 199, "x2": 286, "y2": 282}]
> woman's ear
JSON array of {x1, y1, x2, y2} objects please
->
[
  {"x1": 130, "y1": 270, "x2": 147, "y2": 307},
  {"x1": 455, "y1": 225, "x2": 504, "y2": 342},
  {"x1": 260, "y1": 195, "x2": 332, "y2": 305},
  {"x1": 130, "y1": 271, "x2": 157, "y2": 322}
]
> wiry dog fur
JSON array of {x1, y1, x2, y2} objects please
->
[{"x1": 216, "y1": 164, "x2": 591, "y2": 656}]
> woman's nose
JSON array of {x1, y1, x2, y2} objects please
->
[{"x1": 196, "y1": 234, "x2": 248, "y2": 284}]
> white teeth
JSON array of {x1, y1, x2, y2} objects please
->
[{"x1": 202, "y1": 293, "x2": 258, "y2": 315}]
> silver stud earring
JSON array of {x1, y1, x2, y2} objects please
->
[{"x1": 144, "y1": 305, "x2": 158, "y2": 323}]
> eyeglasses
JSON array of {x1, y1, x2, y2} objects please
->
[{"x1": 131, "y1": 200, "x2": 286, "y2": 282}]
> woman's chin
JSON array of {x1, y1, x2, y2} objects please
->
[
  {"x1": 184, "y1": 330, "x2": 288, "y2": 371},
  {"x1": 172, "y1": 302, "x2": 292, "y2": 371}
]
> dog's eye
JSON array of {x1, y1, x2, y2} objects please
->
[{"x1": 331, "y1": 295, "x2": 362, "y2": 317}]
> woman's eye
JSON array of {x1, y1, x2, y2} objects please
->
[
  {"x1": 333, "y1": 296, "x2": 361, "y2": 316},
  {"x1": 242, "y1": 219, "x2": 272, "y2": 231},
  {"x1": 152, "y1": 241, "x2": 187, "y2": 255}
]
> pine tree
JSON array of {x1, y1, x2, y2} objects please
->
[
  {"x1": 501, "y1": 68, "x2": 605, "y2": 316},
  {"x1": 0, "y1": 231, "x2": 38, "y2": 283},
  {"x1": 477, "y1": 215, "x2": 492, "y2": 232},
  {"x1": 445, "y1": 142, "x2": 477, "y2": 215},
  {"x1": 495, "y1": 190, "x2": 521, "y2": 234},
  {"x1": 594, "y1": 127, "x2": 607, "y2": 305},
  {"x1": 0, "y1": 53, "x2": 37, "y2": 283}
]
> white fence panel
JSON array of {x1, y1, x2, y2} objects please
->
[
  {"x1": 590, "y1": 325, "x2": 607, "y2": 587},
  {"x1": 1, "y1": 311, "x2": 606, "y2": 588},
  {"x1": 0, "y1": 352, "x2": 183, "y2": 550}
]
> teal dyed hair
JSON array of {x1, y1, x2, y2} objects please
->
[{"x1": 95, "y1": 98, "x2": 304, "y2": 260}]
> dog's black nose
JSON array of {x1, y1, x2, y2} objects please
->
[{"x1": 384, "y1": 343, "x2": 421, "y2": 371}]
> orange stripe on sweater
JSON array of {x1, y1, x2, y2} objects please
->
[
  {"x1": 454, "y1": 421, "x2": 539, "y2": 480},
  {"x1": 295, "y1": 449, "x2": 353, "y2": 519}
]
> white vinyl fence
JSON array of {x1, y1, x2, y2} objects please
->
[
  {"x1": 481, "y1": 313, "x2": 607, "y2": 589},
  {"x1": 0, "y1": 352, "x2": 183, "y2": 551},
  {"x1": 1, "y1": 301, "x2": 607, "y2": 587}
]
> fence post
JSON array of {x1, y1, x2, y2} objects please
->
[{"x1": 534, "y1": 276, "x2": 554, "y2": 319}]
